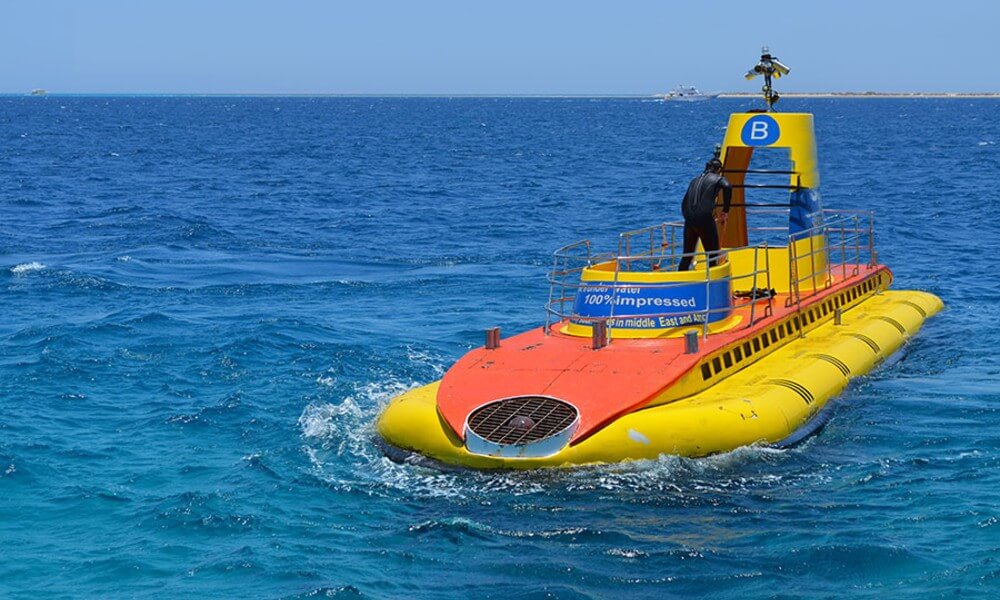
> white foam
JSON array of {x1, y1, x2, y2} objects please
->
[
  {"x1": 607, "y1": 548, "x2": 648, "y2": 559},
  {"x1": 298, "y1": 397, "x2": 363, "y2": 439},
  {"x1": 296, "y1": 375, "x2": 809, "y2": 502},
  {"x1": 405, "y1": 346, "x2": 446, "y2": 377},
  {"x1": 298, "y1": 377, "x2": 499, "y2": 499},
  {"x1": 10, "y1": 261, "x2": 45, "y2": 274}
]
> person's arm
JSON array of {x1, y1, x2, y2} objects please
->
[{"x1": 718, "y1": 177, "x2": 733, "y2": 213}]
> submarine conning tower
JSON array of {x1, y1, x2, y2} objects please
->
[
  {"x1": 545, "y1": 109, "x2": 873, "y2": 341},
  {"x1": 720, "y1": 111, "x2": 824, "y2": 248}
]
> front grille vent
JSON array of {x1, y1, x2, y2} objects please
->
[{"x1": 467, "y1": 396, "x2": 578, "y2": 446}]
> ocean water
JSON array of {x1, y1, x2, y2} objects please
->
[{"x1": 0, "y1": 96, "x2": 998, "y2": 599}]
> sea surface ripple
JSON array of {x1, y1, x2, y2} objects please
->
[{"x1": 0, "y1": 97, "x2": 998, "y2": 598}]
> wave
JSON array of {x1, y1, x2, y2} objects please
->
[
  {"x1": 295, "y1": 370, "x2": 822, "y2": 506},
  {"x1": 153, "y1": 490, "x2": 260, "y2": 533},
  {"x1": 166, "y1": 391, "x2": 244, "y2": 428},
  {"x1": 279, "y1": 585, "x2": 364, "y2": 599},
  {"x1": 407, "y1": 516, "x2": 600, "y2": 543},
  {"x1": 4, "y1": 264, "x2": 125, "y2": 291},
  {"x1": 10, "y1": 261, "x2": 45, "y2": 274}
]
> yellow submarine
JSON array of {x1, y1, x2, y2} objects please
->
[{"x1": 377, "y1": 50, "x2": 943, "y2": 469}]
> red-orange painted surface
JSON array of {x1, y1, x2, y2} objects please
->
[{"x1": 436, "y1": 266, "x2": 890, "y2": 443}]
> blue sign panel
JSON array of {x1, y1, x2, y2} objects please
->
[
  {"x1": 572, "y1": 280, "x2": 732, "y2": 329},
  {"x1": 789, "y1": 188, "x2": 825, "y2": 238},
  {"x1": 740, "y1": 114, "x2": 780, "y2": 146}
]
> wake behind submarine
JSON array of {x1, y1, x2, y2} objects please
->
[{"x1": 377, "y1": 50, "x2": 943, "y2": 469}]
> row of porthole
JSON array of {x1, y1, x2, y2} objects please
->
[
  {"x1": 804, "y1": 276, "x2": 878, "y2": 324},
  {"x1": 700, "y1": 275, "x2": 881, "y2": 382}
]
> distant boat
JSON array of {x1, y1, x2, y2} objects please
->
[
  {"x1": 30, "y1": 89, "x2": 47, "y2": 96},
  {"x1": 661, "y1": 85, "x2": 718, "y2": 102}
]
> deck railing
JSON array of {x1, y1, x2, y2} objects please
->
[
  {"x1": 545, "y1": 227, "x2": 773, "y2": 338},
  {"x1": 784, "y1": 209, "x2": 876, "y2": 308},
  {"x1": 545, "y1": 208, "x2": 875, "y2": 340}
]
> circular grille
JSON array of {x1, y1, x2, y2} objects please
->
[{"x1": 467, "y1": 396, "x2": 578, "y2": 446}]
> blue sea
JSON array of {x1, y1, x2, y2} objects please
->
[{"x1": 1, "y1": 96, "x2": 998, "y2": 598}]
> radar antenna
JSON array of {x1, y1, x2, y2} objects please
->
[{"x1": 744, "y1": 46, "x2": 790, "y2": 111}]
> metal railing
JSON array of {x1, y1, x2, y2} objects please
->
[
  {"x1": 545, "y1": 224, "x2": 774, "y2": 339},
  {"x1": 784, "y1": 209, "x2": 875, "y2": 308},
  {"x1": 545, "y1": 208, "x2": 875, "y2": 341}
]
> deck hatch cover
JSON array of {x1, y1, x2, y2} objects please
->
[{"x1": 467, "y1": 396, "x2": 578, "y2": 446}]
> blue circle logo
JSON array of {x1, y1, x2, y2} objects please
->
[{"x1": 740, "y1": 115, "x2": 780, "y2": 146}]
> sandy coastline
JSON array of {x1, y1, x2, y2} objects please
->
[{"x1": 718, "y1": 92, "x2": 1000, "y2": 99}]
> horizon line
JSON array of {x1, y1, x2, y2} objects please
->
[{"x1": 6, "y1": 91, "x2": 1000, "y2": 99}]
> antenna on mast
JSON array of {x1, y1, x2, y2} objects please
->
[{"x1": 744, "y1": 46, "x2": 790, "y2": 111}]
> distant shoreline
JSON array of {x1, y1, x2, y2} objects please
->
[
  {"x1": 718, "y1": 92, "x2": 1000, "y2": 99},
  {"x1": 7, "y1": 92, "x2": 1000, "y2": 99}
]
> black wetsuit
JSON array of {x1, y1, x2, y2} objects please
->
[{"x1": 678, "y1": 171, "x2": 732, "y2": 271}]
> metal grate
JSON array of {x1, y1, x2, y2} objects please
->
[{"x1": 467, "y1": 396, "x2": 578, "y2": 446}]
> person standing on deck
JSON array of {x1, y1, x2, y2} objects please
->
[{"x1": 678, "y1": 157, "x2": 732, "y2": 271}]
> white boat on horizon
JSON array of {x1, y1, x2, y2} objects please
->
[{"x1": 660, "y1": 85, "x2": 718, "y2": 102}]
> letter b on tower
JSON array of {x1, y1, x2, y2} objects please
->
[{"x1": 741, "y1": 115, "x2": 780, "y2": 146}]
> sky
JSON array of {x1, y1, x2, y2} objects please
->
[{"x1": 1, "y1": 0, "x2": 998, "y2": 95}]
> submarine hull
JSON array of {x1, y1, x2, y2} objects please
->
[{"x1": 377, "y1": 290, "x2": 942, "y2": 469}]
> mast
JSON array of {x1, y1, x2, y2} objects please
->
[{"x1": 744, "y1": 46, "x2": 791, "y2": 111}]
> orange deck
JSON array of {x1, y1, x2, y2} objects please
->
[{"x1": 436, "y1": 265, "x2": 892, "y2": 443}]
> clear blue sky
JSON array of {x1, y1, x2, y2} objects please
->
[{"x1": 2, "y1": 0, "x2": 997, "y2": 94}]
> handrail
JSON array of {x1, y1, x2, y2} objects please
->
[
  {"x1": 545, "y1": 243, "x2": 774, "y2": 339},
  {"x1": 546, "y1": 208, "x2": 875, "y2": 339},
  {"x1": 784, "y1": 209, "x2": 875, "y2": 307},
  {"x1": 722, "y1": 168, "x2": 799, "y2": 175}
]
